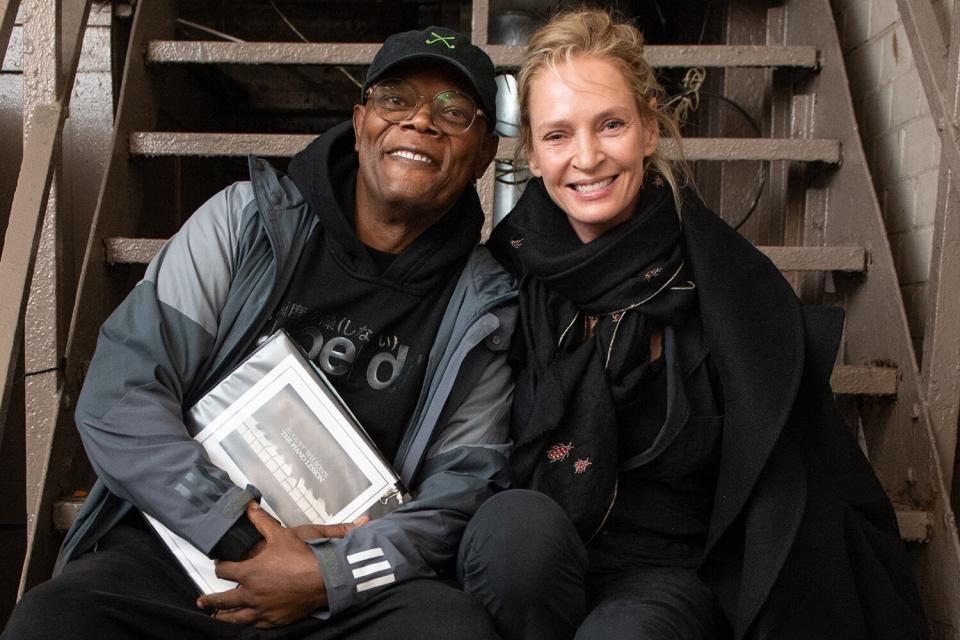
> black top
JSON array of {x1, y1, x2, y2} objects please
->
[{"x1": 589, "y1": 314, "x2": 723, "y2": 572}]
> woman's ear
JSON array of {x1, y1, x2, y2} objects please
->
[
  {"x1": 642, "y1": 97, "x2": 660, "y2": 157},
  {"x1": 527, "y1": 148, "x2": 542, "y2": 178}
]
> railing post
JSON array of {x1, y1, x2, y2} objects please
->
[
  {"x1": 0, "y1": 0, "x2": 17, "y2": 65},
  {"x1": 896, "y1": 0, "x2": 960, "y2": 491}
]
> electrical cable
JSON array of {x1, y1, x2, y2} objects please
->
[{"x1": 665, "y1": 66, "x2": 767, "y2": 231}]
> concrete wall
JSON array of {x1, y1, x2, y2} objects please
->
[{"x1": 831, "y1": 0, "x2": 946, "y2": 356}]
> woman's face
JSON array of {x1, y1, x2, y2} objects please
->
[{"x1": 526, "y1": 55, "x2": 659, "y2": 243}]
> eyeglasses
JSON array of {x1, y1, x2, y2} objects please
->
[{"x1": 365, "y1": 78, "x2": 485, "y2": 135}]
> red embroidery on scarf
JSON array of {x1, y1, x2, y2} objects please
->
[
  {"x1": 511, "y1": 238, "x2": 524, "y2": 248},
  {"x1": 643, "y1": 265, "x2": 664, "y2": 281},
  {"x1": 573, "y1": 459, "x2": 592, "y2": 474},
  {"x1": 653, "y1": 175, "x2": 664, "y2": 188},
  {"x1": 546, "y1": 443, "x2": 574, "y2": 463}
]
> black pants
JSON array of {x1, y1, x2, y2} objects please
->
[
  {"x1": 457, "y1": 490, "x2": 729, "y2": 640},
  {"x1": 3, "y1": 520, "x2": 500, "y2": 640}
]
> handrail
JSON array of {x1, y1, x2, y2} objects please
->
[
  {"x1": 0, "y1": 0, "x2": 17, "y2": 66},
  {"x1": 0, "y1": 0, "x2": 92, "y2": 451},
  {"x1": 896, "y1": 0, "x2": 960, "y2": 487}
]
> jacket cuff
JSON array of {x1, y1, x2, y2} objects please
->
[
  {"x1": 210, "y1": 514, "x2": 263, "y2": 561},
  {"x1": 311, "y1": 540, "x2": 355, "y2": 616}
]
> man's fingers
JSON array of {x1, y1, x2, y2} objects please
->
[
  {"x1": 211, "y1": 607, "x2": 259, "y2": 626},
  {"x1": 213, "y1": 559, "x2": 242, "y2": 581},
  {"x1": 293, "y1": 517, "x2": 368, "y2": 541},
  {"x1": 246, "y1": 501, "x2": 281, "y2": 540},
  {"x1": 197, "y1": 586, "x2": 248, "y2": 612}
]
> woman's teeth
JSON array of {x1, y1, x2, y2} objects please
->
[{"x1": 572, "y1": 177, "x2": 614, "y2": 193}]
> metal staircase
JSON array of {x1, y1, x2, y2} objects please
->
[{"x1": 6, "y1": 0, "x2": 960, "y2": 634}]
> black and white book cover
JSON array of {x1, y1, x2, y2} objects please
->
[{"x1": 143, "y1": 330, "x2": 407, "y2": 594}]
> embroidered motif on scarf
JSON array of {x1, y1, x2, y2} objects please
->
[{"x1": 547, "y1": 443, "x2": 574, "y2": 462}]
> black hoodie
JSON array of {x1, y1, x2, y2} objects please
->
[{"x1": 273, "y1": 121, "x2": 484, "y2": 462}]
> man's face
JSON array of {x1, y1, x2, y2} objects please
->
[{"x1": 353, "y1": 64, "x2": 498, "y2": 220}]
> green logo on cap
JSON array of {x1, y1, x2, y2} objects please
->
[{"x1": 426, "y1": 32, "x2": 456, "y2": 49}]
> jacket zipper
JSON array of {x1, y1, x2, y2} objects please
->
[
  {"x1": 585, "y1": 477, "x2": 619, "y2": 544},
  {"x1": 394, "y1": 289, "x2": 518, "y2": 475}
]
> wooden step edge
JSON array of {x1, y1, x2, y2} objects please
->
[
  {"x1": 52, "y1": 497, "x2": 85, "y2": 532},
  {"x1": 105, "y1": 237, "x2": 166, "y2": 265},
  {"x1": 146, "y1": 41, "x2": 819, "y2": 70},
  {"x1": 759, "y1": 246, "x2": 865, "y2": 272},
  {"x1": 106, "y1": 237, "x2": 864, "y2": 275},
  {"x1": 894, "y1": 507, "x2": 934, "y2": 543},
  {"x1": 831, "y1": 365, "x2": 899, "y2": 396},
  {"x1": 50, "y1": 498, "x2": 932, "y2": 542},
  {"x1": 128, "y1": 132, "x2": 841, "y2": 164}
]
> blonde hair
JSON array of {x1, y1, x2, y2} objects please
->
[{"x1": 517, "y1": 8, "x2": 691, "y2": 212}]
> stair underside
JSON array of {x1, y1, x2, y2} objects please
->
[
  {"x1": 128, "y1": 132, "x2": 842, "y2": 164},
  {"x1": 146, "y1": 42, "x2": 820, "y2": 69}
]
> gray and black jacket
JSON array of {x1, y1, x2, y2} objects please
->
[{"x1": 56, "y1": 154, "x2": 517, "y2": 617}]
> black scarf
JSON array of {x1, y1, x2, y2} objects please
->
[{"x1": 488, "y1": 176, "x2": 696, "y2": 539}]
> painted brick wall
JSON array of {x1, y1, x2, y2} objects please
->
[{"x1": 831, "y1": 0, "x2": 944, "y2": 353}]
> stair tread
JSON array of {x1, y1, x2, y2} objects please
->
[
  {"x1": 107, "y1": 237, "x2": 890, "y2": 395},
  {"x1": 830, "y1": 364, "x2": 899, "y2": 396},
  {"x1": 52, "y1": 495, "x2": 925, "y2": 540},
  {"x1": 128, "y1": 132, "x2": 842, "y2": 164},
  {"x1": 105, "y1": 238, "x2": 864, "y2": 272},
  {"x1": 146, "y1": 41, "x2": 819, "y2": 69}
]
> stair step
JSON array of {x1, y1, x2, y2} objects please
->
[
  {"x1": 52, "y1": 497, "x2": 84, "y2": 532},
  {"x1": 105, "y1": 237, "x2": 166, "y2": 265},
  {"x1": 50, "y1": 496, "x2": 927, "y2": 541},
  {"x1": 894, "y1": 507, "x2": 934, "y2": 543},
  {"x1": 107, "y1": 236, "x2": 889, "y2": 395},
  {"x1": 146, "y1": 42, "x2": 819, "y2": 70},
  {"x1": 105, "y1": 237, "x2": 863, "y2": 273},
  {"x1": 830, "y1": 364, "x2": 898, "y2": 396},
  {"x1": 129, "y1": 132, "x2": 842, "y2": 164},
  {"x1": 762, "y1": 246, "x2": 865, "y2": 272}
]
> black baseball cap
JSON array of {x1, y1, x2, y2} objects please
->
[{"x1": 362, "y1": 26, "x2": 498, "y2": 124}]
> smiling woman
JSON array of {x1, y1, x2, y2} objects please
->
[{"x1": 461, "y1": 7, "x2": 927, "y2": 640}]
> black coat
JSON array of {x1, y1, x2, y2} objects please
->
[
  {"x1": 492, "y1": 187, "x2": 926, "y2": 639},
  {"x1": 676, "y1": 198, "x2": 924, "y2": 639}
]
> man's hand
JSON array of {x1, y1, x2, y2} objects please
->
[{"x1": 196, "y1": 502, "x2": 365, "y2": 628}]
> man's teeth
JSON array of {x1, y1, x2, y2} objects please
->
[
  {"x1": 391, "y1": 150, "x2": 432, "y2": 164},
  {"x1": 572, "y1": 177, "x2": 614, "y2": 193}
]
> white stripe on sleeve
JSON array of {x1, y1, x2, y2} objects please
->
[
  {"x1": 346, "y1": 548, "x2": 384, "y2": 564},
  {"x1": 356, "y1": 574, "x2": 397, "y2": 593},
  {"x1": 352, "y1": 560, "x2": 392, "y2": 579}
]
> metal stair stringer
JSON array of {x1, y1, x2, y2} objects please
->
[
  {"x1": 18, "y1": 0, "x2": 178, "y2": 594},
  {"x1": 785, "y1": 0, "x2": 960, "y2": 633},
  {"x1": 0, "y1": 0, "x2": 16, "y2": 67}
]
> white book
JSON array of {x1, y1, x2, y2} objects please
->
[{"x1": 143, "y1": 330, "x2": 407, "y2": 594}]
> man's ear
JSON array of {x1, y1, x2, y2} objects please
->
[
  {"x1": 353, "y1": 104, "x2": 367, "y2": 151},
  {"x1": 473, "y1": 132, "x2": 500, "y2": 180}
]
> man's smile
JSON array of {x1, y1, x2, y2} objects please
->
[{"x1": 386, "y1": 147, "x2": 437, "y2": 165}]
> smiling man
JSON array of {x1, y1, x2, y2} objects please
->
[{"x1": 3, "y1": 27, "x2": 515, "y2": 640}]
